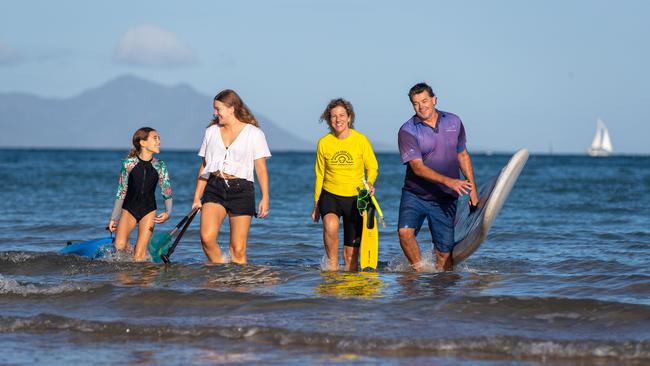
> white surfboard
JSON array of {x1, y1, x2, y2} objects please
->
[{"x1": 452, "y1": 149, "x2": 529, "y2": 264}]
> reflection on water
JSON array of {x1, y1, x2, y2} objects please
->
[
  {"x1": 315, "y1": 272, "x2": 384, "y2": 299},
  {"x1": 114, "y1": 263, "x2": 164, "y2": 287},
  {"x1": 396, "y1": 271, "x2": 462, "y2": 298},
  {"x1": 203, "y1": 264, "x2": 283, "y2": 291},
  {"x1": 193, "y1": 349, "x2": 262, "y2": 364}
]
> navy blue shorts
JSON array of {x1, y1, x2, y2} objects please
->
[{"x1": 398, "y1": 189, "x2": 457, "y2": 253}]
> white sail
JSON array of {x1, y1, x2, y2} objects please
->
[
  {"x1": 601, "y1": 124, "x2": 613, "y2": 152},
  {"x1": 587, "y1": 119, "x2": 613, "y2": 156},
  {"x1": 590, "y1": 121, "x2": 603, "y2": 150}
]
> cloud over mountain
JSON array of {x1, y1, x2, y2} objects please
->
[{"x1": 114, "y1": 25, "x2": 197, "y2": 68}]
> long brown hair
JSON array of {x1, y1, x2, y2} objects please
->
[
  {"x1": 127, "y1": 127, "x2": 156, "y2": 158},
  {"x1": 320, "y1": 98, "x2": 355, "y2": 134},
  {"x1": 209, "y1": 89, "x2": 259, "y2": 127}
]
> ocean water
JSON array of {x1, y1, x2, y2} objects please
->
[{"x1": 0, "y1": 149, "x2": 649, "y2": 365}]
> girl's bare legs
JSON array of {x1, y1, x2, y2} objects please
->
[
  {"x1": 228, "y1": 214, "x2": 252, "y2": 264},
  {"x1": 200, "y1": 202, "x2": 228, "y2": 263},
  {"x1": 133, "y1": 211, "x2": 156, "y2": 261},
  {"x1": 114, "y1": 210, "x2": 137, "y2": 251}
]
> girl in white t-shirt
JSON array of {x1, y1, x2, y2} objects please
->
[{"x1": 192, "y1": 89, "x2": 271, "y2": 264}]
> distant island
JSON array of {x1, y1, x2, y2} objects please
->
[{"x1": 0, "y1": 75, "x2": 316, "y2": 151}]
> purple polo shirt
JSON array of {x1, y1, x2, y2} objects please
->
[{"x1": 398, "y1": 110, "x2": 467, "y2": 202}]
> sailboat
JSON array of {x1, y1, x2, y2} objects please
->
[{"x1": 587, "y1": 119, "x2": 613, "y2": 157}]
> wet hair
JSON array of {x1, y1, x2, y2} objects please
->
[
  {"x1": 408, "y1": 82, "x2": 436, "y2": 101},
  {"x1": 319, "y1": 98, "x2": 355, "y2": 133},
  {"x1": 127, "y1": 127, "x2": 156, "y2": 158},
  {"x1": 209, "y1": 89, "x2": 259, "y2": 127}
]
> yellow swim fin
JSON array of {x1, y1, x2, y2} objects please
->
[
  {"x1": 359, "y1": 205, "x2": 378, "y2": 270},
  {"x1": 362, "y1": 178, "x2": 385, "y2": 228}
]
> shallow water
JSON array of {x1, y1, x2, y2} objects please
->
[{"x1": 1, "y1": 149, "x2": 649, "y2": 365}]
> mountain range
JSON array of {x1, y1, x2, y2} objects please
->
[{"x1": 0, "y1": 75, "x2": 314, "y2": 151}]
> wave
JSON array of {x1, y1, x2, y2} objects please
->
[
  {"x1": 0, "y1": 250, "x2": 51, "y2": 264},
  {"x1": 0, "y1": 250, "x2": 142, "y2": 277},
  {"x1": 1, "y1": 249, "x2": 303, "y2": 273},
  {"x1": 1, "y1": 313, "x2": 648, "y2": 361},
  {"x1": 0, "y1": 274, "x2": 105, "y2": 297},
  {"x1": 451, "y1": 294, "x2": 650, "y2": 319},
  {"x1": 0, "y1": 250, "x2": 98, "y2": 267}
]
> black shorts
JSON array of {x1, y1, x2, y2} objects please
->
[
  {"x1": 203, "y1": 175, "x2": 256, "y2": 216},
  {"x1": 318, "y1": 190, "x2": 362, "y2": 247}
]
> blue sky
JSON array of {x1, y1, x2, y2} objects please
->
[{"x1": 1, "y1": 0, "x2": 648, "y2": 154}]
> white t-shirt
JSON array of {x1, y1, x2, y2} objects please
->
[{"x1": 198, "y1": 123, "x2": 271, "y2": 182}]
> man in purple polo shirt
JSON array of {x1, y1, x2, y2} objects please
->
[{"x1": 397, "y1": 82, "x2": 479, "y2": 271}]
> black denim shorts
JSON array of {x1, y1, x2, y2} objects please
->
[{"x1": 203, "y1": 175, "x2": 256, "y2": 216}]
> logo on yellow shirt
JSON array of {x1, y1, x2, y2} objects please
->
[{"x1": 330, "y1": 151, "x2": 354, "y2": 165}]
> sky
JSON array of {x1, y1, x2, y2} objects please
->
[{"x1": 1, "y1": 0, "x2": 649, "y2": 154}]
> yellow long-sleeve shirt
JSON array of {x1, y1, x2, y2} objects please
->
[{"x1": 314, "y1": 129, "x2": 379, "y2": 201}]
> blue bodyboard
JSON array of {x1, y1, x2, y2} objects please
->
[{"x1": 59, "y1": 237, "x2": 115, "y2": 259}]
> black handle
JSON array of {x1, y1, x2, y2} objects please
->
[
  {"x1": 172, "y1": 207, "x2": 199, "y2": 231},
  {"x1": 161, "y1": 208, "x2": 199, "y2": 264}
]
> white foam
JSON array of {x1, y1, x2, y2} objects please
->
[
  {"x1": 193, "y1": 349, "x2": 261, "y2": 364},
  {"x1": 0, "y1": 274, "x2": 93, "y2": 296},
  {"x1": 94, "y1": 245, "x2": 151, "y2": 263},
  {"x1": 1, "y1": 252, "x2": 39, "y2": 263},
  {"x1": 386, "y1": 251, "x2": 439, "y2": 273},
  {"x1": 534, "y1": 312, "x2": 582, "y2": 322},
  {"x1": 319, "y1": 254, "x2": 341, "y2": 271},
  {"x1": 222, "y1": 250, "x2": 232, "y2": 264},
  {"x1": 200, "y1": 245, "x2": 235, "y2": 264}
]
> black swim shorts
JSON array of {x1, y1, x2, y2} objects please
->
[{"x1": 317, "y1": 190, "x2": 362, "y2": 247}]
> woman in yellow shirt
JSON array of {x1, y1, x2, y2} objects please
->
[{"x1": 311, "y1": 98, "x2": 379, "y2": 271}]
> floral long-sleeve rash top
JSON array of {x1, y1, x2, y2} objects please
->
[{"x1": 110, "y1": 156, "x2": 173, "y2": 221}]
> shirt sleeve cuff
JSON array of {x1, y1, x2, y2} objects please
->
[
  {"x1": 164, "y1": 199, "x2": 173, "y2": 216},
  {"x1": 110, "y1": 199, "x2": 124, "y2": 221}
]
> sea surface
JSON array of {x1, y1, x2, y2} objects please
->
[{"x1": 0, "y1": 149, "x2": 649, "y2": 365}]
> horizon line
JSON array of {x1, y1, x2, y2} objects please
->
[{"x1": 1, "y1": 146, "x2": 647, "y2": 157}]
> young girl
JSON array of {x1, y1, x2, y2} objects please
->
[
  {"x1": 192, "y1": 89, "x2": 270, "y2": 264},
  {"x1": 108, "y1": 127, "x2": 173, "y2": 261}
]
